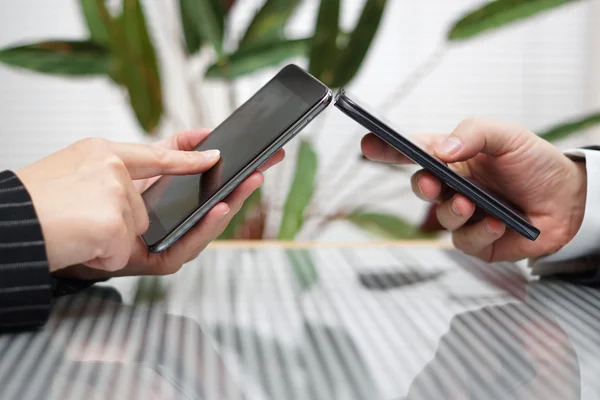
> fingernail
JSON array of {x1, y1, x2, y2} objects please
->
[
  {"x1": 451, "y1": 201, "x2": 461, "y2": 216},
  {"x1": 219, "y1": 205, "x2": 230, "y2": 220},
  {"x1": 204, "y1": 149, "x2": 220, "y2": 160},
  {"x1": 438, "y1": 137, "x2": 462, "y2": 155},
  {"x1": 485, "y1": 220, "x2": 499, "y2": 234},
  {"x1": 416, "y1": 180, "x2": 425, "y2": 197}
]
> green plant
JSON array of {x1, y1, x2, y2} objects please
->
[
  {"x1": 1, "y1": 0, "x2": 413, "y2": 242},
  {"x1": 447, "y1": 0, "x2": 595, "y2": 140},
  {"x1": 3, "y1": 0, "x2": 587, "y2": 243}
]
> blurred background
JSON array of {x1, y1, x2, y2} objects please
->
[
  {"x1": 1, "y1": 0, "x2": 600, "y2": 244},
  {"x1": 3, "y1": 3, "x2": 599, "y2": 397}
]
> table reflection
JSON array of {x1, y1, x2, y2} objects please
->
[
  {"x1": 401, "y1": 251, "x2": 600, "y2": 400},
  {"x1": 404, "y1": 294, "x2": 581, "y2": 399},
  {"x1": 1, "y1": 246, "x2": 600, "y2": 400},
  {"x1": 0, "y1": 286, "x2": 243, "y2": 400}
]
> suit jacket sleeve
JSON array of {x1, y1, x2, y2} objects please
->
[
  {"x1": 0, "y1": 170, "x2": 102, "y2": 331},
  {"x1": 529, "y1": 147, "x2": 600, "y2": 285}
]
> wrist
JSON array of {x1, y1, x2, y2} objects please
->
[{"x1": 566, "y1": 159, "x2": 587, "y2": 245}]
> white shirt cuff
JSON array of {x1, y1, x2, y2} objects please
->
[{"x1": 529, "y1": 148, "x2": 600, "y2": 274}]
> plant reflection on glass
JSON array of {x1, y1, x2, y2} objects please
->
[{"x1": 212, "y1": 323, "x2": 381, "y2": 398}]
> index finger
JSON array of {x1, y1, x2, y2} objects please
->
[
  {"x1": 361, "y1": 133, "x2": 447, "y2": 164},
  {"x1": 110, "y1": 142, "x2": 220, "y2": 179}
]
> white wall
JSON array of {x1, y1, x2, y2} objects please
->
[{"x1": 0, "y1": 0, "x2": 598, "y2": 241}]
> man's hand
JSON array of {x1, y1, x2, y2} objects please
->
[
  {"x1": 361, "y1": 118, "x2": 587, "y2": 262},
  {"x1": 17, "y1": 129, "x2": 284, "y2": 278}
]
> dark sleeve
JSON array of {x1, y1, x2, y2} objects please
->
[
  {"x1": 0, "y1": 170, "x2": 106, "y2": 331},
  {"x1": 549, "y1": 255, "x2": 600, "y2": 287},
  {"x1": 0, "y1": 170, "x2": 52, "y2": 330}
]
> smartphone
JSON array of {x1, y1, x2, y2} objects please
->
[
  {"x1": 142, "y1": 65, "x2": 332, "y2": 252},
  {"x1": 334, "y1": 89, "x2": 540, "y2": 241}
]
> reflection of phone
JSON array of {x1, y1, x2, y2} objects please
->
[
  {"x1": 142, "y1": 65, "x2": 332, "y2": 252},
  {"x1": 334, "y1": 89, "x2": 540, "y2": 241}
]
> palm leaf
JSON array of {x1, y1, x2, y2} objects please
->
[
  {"x1": 308, "y1": 0, "x2": 341, "y2": 85},
  {"x1": 205, "y1": 38, "x2": 309, "y2": 79},
  {"x1": 0, "y1": 40, "x2": 109, "y2": 77},
  {"x1": 330, "y1": 0, "x2": 389, "y2": 88},
  {"x1": 538, "y1": 112, "x2": 600, "y2": 142},
  {"x1": 277, "y1": 140, "x2": 318, "y2": 240},
  {"x1": 448, "y1": 0, "x2": 581, "y2": 41},
  {"x1": 239, "y1": 0, "x2": 301, "y2": 48},
  {"x1": 346, "y1": 211, "x2": 435, "y2": 240},
  {"x1": 80, "y1": 0, "x2": 110, "y2": 45},
  {"x1": 98, "y1": 0, "x2": 163, "y2": 134},
  {"x1": 179, "y1": 0, "x2": 226, "y2": 56}
]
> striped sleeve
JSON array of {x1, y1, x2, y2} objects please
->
[{"x1": 0, "y1": 170, "x2": 52, "y2": 330}]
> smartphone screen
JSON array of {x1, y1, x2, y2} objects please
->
[{"x1": 142, "y1": 65, "x2": 330, "y2": 250}]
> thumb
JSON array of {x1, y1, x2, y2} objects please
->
[
  {"x1": 433, "y1": 118, "x2": 527, "y2": 163},
  {"x1": 111, "y1": 142, "x2": 220, "y2": 179}
]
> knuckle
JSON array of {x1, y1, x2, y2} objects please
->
[
  {"x1": 435, "y1": 203, "x2": 452, "y2": 227},
  {"x1": 92, "y1": 215, "x2": 131, "y2": 269},
  {"x1": 102, "y1": 214, "x2": 127, "y2": 239},
  {"x1": 455, "y1": 118, "x2": 485, "y2": 140},
  {"x1": 75, "y1": 137, "x2": 111, "y2": 155},
  {"x1": 157, "y1": 257, "x2": 183, "y2": 276},
  {"x1": 103, "y1": 154, "x2": 126, "y2": 172},
  {"x1": 458, "y1": 117, "x2": 482, "y2": 131},
  {"x1": 451, "y1": 233, "x2": 465, "y2": 251},
  {"x1": 151, "y1": 146, "x2": 171, "y2": 168},
  {"x1": 107, "y1": 178, "x2": 128, "y2": 202},
  {"x1": 543, "y1": 227, "x2": 571, "y2": 255},
  {"x1": 452, "y1": 231, "x2": 476, "y2": 255}
]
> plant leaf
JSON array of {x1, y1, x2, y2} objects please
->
[
  {"x1": 80, "y1": 0, "x2": 111, "y2": 45},
  {"x1": 330, "y1": 0, "x2": 388, "y2": 88},
  {"x1": 448, "y1": 0, "x2": 581, "y2": 41},
  {"x1": 179, "y1": 0, "x2": 227, "y2": 55},
  {"x1": 538, "y1": 112, "x2": 600, "y2": 142},
  {"x1": 179, "y1": 0, "x2": 203, "y2": 54},
  {"x1": 0, "y1": 40, "x2": 110, "y2": 77},
  {"x1": 277, "y1": 140, "x2": 318, "y2": 240},
  {"x1": 239, "y1": 0, "x2": 301, "y2": 48},
  {"x1": 98, "y1": 0, "x2": 163, "y2": 134},
  {"x1": 179, "y1": 0, "x2": 225, "y2": 58},
  {"x1": 346, "y1": 211, "x2": 435, "y2": 240},
  {"x1": 205, "y1": 38, "x2": 309, "y2": 79},
  {"x1": 218, "y1": 188, "x2": 262, "y2": 240},
  {"x1": 308, "y1": 0, "x2": 340, "y2": 85},
  {"x1": 285, "y1": 249, "x2": 319, "y2": 291}
]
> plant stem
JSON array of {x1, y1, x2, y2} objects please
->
[
  {"x1": 188, "y1": 71, "x2": 207, "y2": 127},
  {"x1": 313, "y1": 44, "x2": 447, "y2": 204},
  {"x1": 226, "y1": 78, "x2": 237, "y2": 112}
]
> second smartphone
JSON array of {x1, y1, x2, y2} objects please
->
[
  {"x1": 142, "y1": 65, "x2": 331, "y2": 252},
  {"x1": 334, "y1": 89, "x2": 540, "y2": 241}
]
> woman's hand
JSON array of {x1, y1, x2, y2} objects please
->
[{"x1": 18, "y1": 129, "x2": 284, "y2": 278}]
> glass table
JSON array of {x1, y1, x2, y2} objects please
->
[{"x1": 1, "y1": 243, "x2": 599, "y2": 399}]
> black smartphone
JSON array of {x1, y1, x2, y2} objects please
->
[
  {"x1": 142, "y1": 65, "x2": 332, "y2": 252},
  {"x1": 334, "y1": 89, "x2": 540, "y2": 241}
]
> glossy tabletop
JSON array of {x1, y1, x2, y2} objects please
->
[{"x1": 1, "y1": 243, "x2": 599, "y2": 399}]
